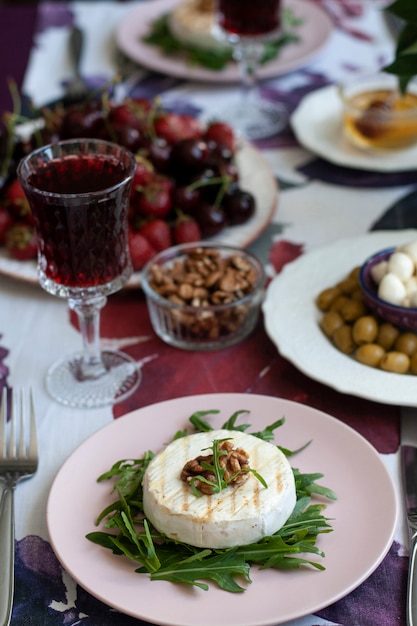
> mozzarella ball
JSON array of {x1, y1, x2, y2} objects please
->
[
  {"x1": 370, "y1": 260, "x2": 388, "y2": 284},
  {"x1": 406, "y1": 276, "x2": 417, "y2": 296},
  {"x1": 400, "y1": 240, "x2": 417, "y2": 265},
  {"x1": 378, "y1": 272, "x2": 406, "y2": 305},
  {"x1": 410, "y1": 291, "x2": 417, "y2": 307},
  {"x1": 387, "y1": 251, "x2": 414, "y2": 282}
]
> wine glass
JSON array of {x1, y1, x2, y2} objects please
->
[
  {"x1": 17, "y1": 138, "x2": 141, "y2": 409},
  {"x1": 213, "y1": 0, "x2": 287, "y2": 140}
]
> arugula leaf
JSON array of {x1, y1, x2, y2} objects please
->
[
  {"x1": 189, "y1": 409, "x2": 219, "y2": 431},
  {"x1": 150, "y1": 550, "x2": 251, "y2": 592},
  {"x1": 293, "y1": 468, "x2": 337, "y2": 501},
  {"x1": 251, "y1": 416, "x2": 285, "y2": 441},
  {"x1": 236, "y1": 534, "x2": 326, "y2": 571},
  {"x1": 221, "y1": 409, "x2": 251, "y2": 431},
  {"x1": 87, "y1": 409, "x2": 336, "y2": 592}
]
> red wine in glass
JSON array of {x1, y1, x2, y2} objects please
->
[
  {"x1": 217, "y1": 0, "x2": 281, "y2": 38},
  {"x1": 214, "y1": 0, "x2": 286, "y2": 140},
  {"x1": 17, "y1": 139, "x2": 141, "y2": 409},
  {"x1": 27, "y1": 154, "x2": 131, "y2": 289}
]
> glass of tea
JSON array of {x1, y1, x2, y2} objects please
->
[
  {"x1": 17, "y1": 138, "x2": 141, "y2": 408},
  {"x1": 214, "y1": 0, "x2": 286, "y2": 140}
]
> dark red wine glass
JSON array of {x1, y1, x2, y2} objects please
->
[
  {"x1": 214, "y1": 0, "x2": 287, "y2": 139},
  {"x1": 17, "y1": 138, "x2": 141, "y2": 408}
]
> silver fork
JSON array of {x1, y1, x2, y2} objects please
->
[{"x1": 0, "y1": 389, "x2": 38, "y2": 626}]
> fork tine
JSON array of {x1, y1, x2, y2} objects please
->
[
  {"x1": 28, "y1": 389, "x2": 38, "y2": 460},
  {"x1": 0, "y1": 388, "x2": 38, "y2": 463},
  {"x1": 18, "y1": 389, "x2": 26, "y2": 459},
  {"x1": 8, "y1": 389, "x2": 16, "y2": 459},
  {"x1": 0, "y1": 387, "x2": 6, "y2": 454}
]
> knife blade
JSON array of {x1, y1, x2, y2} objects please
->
[{"x1": 401, "y1": 407, "x2": 417, "y2": 626}]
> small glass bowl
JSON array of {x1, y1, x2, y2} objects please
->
[
  {"x1": 359, "y1": 247, "x2": 417, "y2": 331},
  {"x1": 340, "y1": 72, "x2": 417, "y2": 151},
  {"x1": 142, "y1": 242, "x2": 265, "y2": 350}
]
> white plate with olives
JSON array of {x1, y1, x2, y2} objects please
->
[{"x1": 263, "y1": 229, "x2": 417, "y2": 407}]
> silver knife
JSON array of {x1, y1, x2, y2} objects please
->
[{"x1": 401, "y1": 407, "x2": 417, "y2": 625}]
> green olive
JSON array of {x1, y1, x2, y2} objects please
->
[
  {"x1": 340, "y1": 298, "x2": 368, "y2": 322},
  {"x1": 337, "y1": 276, "x2": 359, "y2": 295},
  {"x1": 394, "y1": 332, "x2": 417, "y2": 356},
  {"x1": 356, "y1": 343, "x2": 385, "y2": 368},
  {"x1": 316, "y1": 287, "x2": 342, "y2": 311},
  {"x1": 333, "y1": 324, "x2": 355, "y2": 354},
  {"x1": 320, "y1": 310, "x2": 344, "y2": 338},
  {"x1": 410, "y1": 352, "x2": 417, "y2": 375},
  {"x1": 380, "y1": 351, "x2": 410, "y2": 374},
  {"x1": 377, "y1": 323, "x2": 400, "y2": 351},
  {"x1": 349, "y1": 266, "x2": 361, "y2": 282},
  {"x1": 351, "y1": 288, "x2": 365, "y2": 301},
  {"x1": 329, "y1": 295, "x2": 350, "y2": 313},
  {"x1": 352, "y1": 315, "x2": 379, "y2": 345}
]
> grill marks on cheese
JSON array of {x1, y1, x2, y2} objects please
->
[{"x1": 143, "y1": 429, "x2": 296, "y2": 548}]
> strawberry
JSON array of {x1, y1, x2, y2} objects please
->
[
  {"x1": 137, "y1": 175, "x2": 173, "y2": 219},
  {"x1": 0, "y1": 206, "x2": 14, "y2": 245},
  {"x1": 204, "y1": 121, "x2": 236, "y2": 152},
  {"x1": 5, "y1": 223, "x2": 37, "y2": 260},
  {"x1": 172, "y1": 214, "x2": 202, "y2": 245},
  {"x1": 128, "y1": 229, "x2": 156, "y2": 271},
  {"x1": 154, "y1": 112, "x2": 202, "y2": 145},
  {"x1": 138, "y1": 218, "x2": 173, "y2": 252},
  {"x1": 130, "y1": 156, "x2": 155, "y2": 203},
  {"x1": 5, "y1": 179, "x2": 33, "y2": 223},
  {"x1": 108, "y1": 102, "x2": 145, "y2": 133}
]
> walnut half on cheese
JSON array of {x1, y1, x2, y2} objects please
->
[
  {"x1": 168, "y1": 0, "x2": 230, "y2": 52},
  {"x1": 142, "y1": 429, "x2": 296, "y2": 549}
]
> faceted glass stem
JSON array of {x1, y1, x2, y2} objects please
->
[
  {"x1": 68, "y1": 295, "x2": 107, "y2": 381},
  {"x1": 234, "y1": 40, "x2": 264, "y2": 104}
]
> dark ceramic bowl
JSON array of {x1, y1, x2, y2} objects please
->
[{"x1": 359, "y1": 246, "x2": 417, "y2": 331}]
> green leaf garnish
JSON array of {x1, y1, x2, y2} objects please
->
[
  {"x1": 383, "y1": 0, "x2": 417, "y2": 93},
  {"x1": 87, "y1": 410, "x2": 336, "y2": 592},
  {"x1": 187, "y1": 437, "x2": 268, "y2": 497}
]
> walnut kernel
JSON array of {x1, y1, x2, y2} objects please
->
[{"x1": 181, "y1": 440, "x2": 250, "y2": 495}]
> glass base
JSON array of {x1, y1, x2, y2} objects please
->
[
  {"x1": 219, "y1": 97, "x2": 287, "y2": 140},
  {"x1": 45, "y1": 350, "x2": 141, "y2": 409}
]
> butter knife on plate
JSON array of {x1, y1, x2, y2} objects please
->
[{"x1": 401, "y1": 407, "x2": 417, "y2": 625}]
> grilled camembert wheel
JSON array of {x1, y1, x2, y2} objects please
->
[
  {"x1": 168, "y1": 0, "x2": 229, "y2": 52},
  {"x1": 142, "y1": 429, "x2": 296, "y2": 549}
]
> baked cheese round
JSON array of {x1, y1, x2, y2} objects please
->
[
  {"x1": 142, "y1": 429, "x2": 296, "y2": 549},
  {"x1": 168, "y1": 0, "x2": 230, "y2": 52}
]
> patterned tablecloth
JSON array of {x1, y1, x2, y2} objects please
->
[{"x1": 0, "y1": 1, "x2": 415, "y2": 624}]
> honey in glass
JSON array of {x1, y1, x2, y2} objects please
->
[{"x1": 343, "y1": 89, "x2": 417, "y2": 150}]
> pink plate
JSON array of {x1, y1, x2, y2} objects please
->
[
  {"x1": 116, "y1": 0, "x2": 333, "y2": 83},
  {"x1": 47, "y1": 393, "x2": 398, "y2": 626}
]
